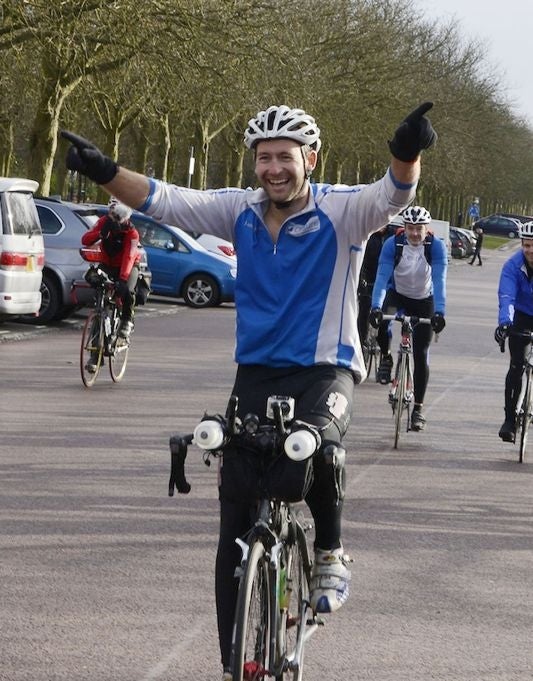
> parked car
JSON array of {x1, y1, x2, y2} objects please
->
[
  {"x1": 449, "y1": 227, "x2": 474, "y2": 259},
  {"x1": 128, "y1": 212, "x2": 236, "y2": 307},
  {"x1": 185, "y1": 229, "x2": 235, "y2": 258},
  {"x1": 33, "y1": 197, "x2": 150, "y2": 323},
  {"x1": 0, "y1": 178, "x2": 44, "y2": 315},
  {"x1": 473, "y1": 214, "x2": 523, "y2": 239}
]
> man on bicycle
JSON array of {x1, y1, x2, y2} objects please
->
[
  {"x1": 82, "y1": 198, "x2": 141, "y2": 351},
  {"x1": 62, "y1": 102, "x2": 437, "y2": 679},
  {"x1": 495, "y1": 220, "x2": 533, "y2": 442},
  {"x1": 357, "y1": 221, "x2": 397, "y2": 360},
  {"x1": 368, "y1": 206, "x2": 447, "y2": 431}
]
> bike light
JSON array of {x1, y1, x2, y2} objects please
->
[
  {"x1": 193, "y1": 420, "x2": 225, "y2": 450},
  {"x1": 284, "y1": 429, "x2": 320, "y2": 461}
]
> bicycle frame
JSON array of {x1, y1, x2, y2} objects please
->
[
  {"x1": 168, "y1": 396, "x2": 331, "y2": 680},
  {"x1": 80, "y1": 266, "x2": 129, "y2": 387},
  {"x1": 507, "y1": 330, "x2": 533, "y2": 462},
  {"x1": 382, "y1": 313, "x2": 431, "y2": 448}
]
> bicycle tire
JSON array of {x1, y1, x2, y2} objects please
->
[
  {"x1": 231, "y1": 539, "x2": 272, "y2": 681},
  {"x1": 519, "y1": 370, "x2": 532, "y2": 463},
  {"x1": 276, "y1": 521, "x2": 310, "y2": 681},
  {"x1": 108, "y1": 307, "x2": 129, "y2": 382},
  {"x1": 80, "y1": 311, "x2": 103, "y2": 388},
  {"x1": 394, "y1": 353, "x2": 407, "y2": 449}
]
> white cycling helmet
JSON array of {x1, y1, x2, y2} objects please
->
[
  {"x1": 108, "y1": 197, "x2": 132, "y2": 224},
  {"x1": 244, "y1": 105, "x2": 321, "y2": 152},
  {"x1": 403, "y1": 205, "x2": 432, "y2": 224},
  {"x1": 519, "y1": 220, "x2": 533, "y2": 239}
]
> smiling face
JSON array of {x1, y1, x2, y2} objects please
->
[
  {"x1": 404, "y1": 222, "x2": 429, "y2": 246},
  {"x1": 254, "y1": 138, "x2": 317, "y2": 208}
]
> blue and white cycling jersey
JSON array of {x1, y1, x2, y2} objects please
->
[
  {"x1": 139, "y1": 169, "x2": 416, "y2": 379},
  {"x1": 498, "y1": 250, "x2": 533, "y2": 324}
]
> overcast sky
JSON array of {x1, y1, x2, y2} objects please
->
[{"x1": 414, "y1": 0, "x2": 533, "y2": 127}]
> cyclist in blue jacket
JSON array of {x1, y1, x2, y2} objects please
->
[
  {"x1": 495, "y1": 220, "x2": 533, "y2": 442},
  {"x1": 61, "y1": 102, "x2": 437, "y2": 680},
  {"x1": 369, "y1": 206, "x2": 447, "y2": 431}
]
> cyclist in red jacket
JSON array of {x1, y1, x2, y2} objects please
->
[{"x1": 82, "y1": 198, "x2": 140, "y2": 341}]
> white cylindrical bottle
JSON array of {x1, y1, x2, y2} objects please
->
[
  {"x1": 193, "y1": 420, "x2": 225, "y2": 450},
  {"x1": 284, "y1": 430, "x2": 318, "y2": 461}
]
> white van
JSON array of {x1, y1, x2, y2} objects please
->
[{"x1": 0, "y1": 178, "x2": 44, "y2": 315}]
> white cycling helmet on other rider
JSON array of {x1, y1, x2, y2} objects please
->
[
  {"x1": 519, "y1": 220, "x2": 533, "y2": 239},
  {"x1": 403, "y1": 205, "x2": 432, "y2": 225},
  {"x1": 244, "y1": 105, "x2": 322, "y2": 152},
  {"x1": 108, "y1": 197, "x2": 132, "y2": 224}
]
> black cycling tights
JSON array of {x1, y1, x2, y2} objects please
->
[
  {"x1": 377, "y1": 292, "x2": 434, "y2": 404},
  {"x1": 215, "y1": 364, "x2": 355, "y2": 668}
]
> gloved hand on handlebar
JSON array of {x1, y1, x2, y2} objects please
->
[
  {"x1": 431, "y1": 312, "x2": 446, "y2": 334},
  {"x1": 388, "y1": 102, "x2": 437, "y2": 162},
  {"x1": 494, "y1": 323, "x2": 510, "y2": 345},
  {"x1": 115, "y1": 279, "x2": 129, "y2": 300},
  {"x1": 61, "y1": 130, "x2": 118, "y2": 184},
  {"x1": 369, "y1": 307, "x2": 383, "y2": 329}
]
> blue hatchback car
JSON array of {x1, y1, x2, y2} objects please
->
[{"x1": 106, "y1": 210, "x2": 237, "y2": 308}]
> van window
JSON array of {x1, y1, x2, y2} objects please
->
[{"x1": 2, "y1": 191, "x2": 41, "y2": 236}]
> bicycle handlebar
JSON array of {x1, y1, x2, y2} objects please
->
[
  {"x1": 500, "y1": 328, "x2": 533, "y2": 353},
  {"x1": 381, "y1": 313, "x2": 432, "y2": 325},
  {"x1": 168, "y1": 396, "x2": 322, "y2": 497}
]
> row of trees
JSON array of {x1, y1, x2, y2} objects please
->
[{"x1": 2, "y1": 0, "x2": 533, "y2": 222}]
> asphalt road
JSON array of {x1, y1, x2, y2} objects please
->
[{"x1": 1, "y1": 245, "x2": 533, "y2": 681}]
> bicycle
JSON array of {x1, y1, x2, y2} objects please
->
[
  {"x1": 361, "y1": 322, "x2": 380, "y2": 383},
  {"x1": 500, "y1": 329, "x2": 533, "y2": 463},
  {"x1": 382, "y1": 313, "x2": 432, "y2": 449},
  {"x1": 79, "y1": 264, "x2": 130, "y2": 387},
  {"x1": 168, "y1": 395, "x2": 345, "y2": 680}
]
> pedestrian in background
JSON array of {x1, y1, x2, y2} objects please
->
[{"x1": 469, "y1": 226, "x2": 483, "y2": 266}]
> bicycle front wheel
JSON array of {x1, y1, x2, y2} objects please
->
[
  {"x1": 231, "y1": 539, "x2": 272, "y2": 681},
  {"x1": 519, "y1": 370, "x2": 532, "y2": 463},
  {"x1": 109, "y1": 338, "x2": 129, "y2": 382},
  {"x1": 276, "y1": 522, "x2": 311, "y2": 681},
  {"x1": 80, "y1": 311, "x2": 103, "y2": 388},
  {"x1": 393, "y1": 354, "x2": 407, "y2": 449}
]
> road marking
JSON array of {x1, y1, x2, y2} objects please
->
[{"x1": 139, "y1": 621, "x2": 204, "y2": 680}]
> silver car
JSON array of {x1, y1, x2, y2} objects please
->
[{"x1": 33, "y1": 197, "x2": 150, "y2": 323}]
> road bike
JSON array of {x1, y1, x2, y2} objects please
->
[
  {"x1": 501, "y1": 329, "x2": 533, "y2": 463},
  {"x1": 382, "y1": 313, "x2": 431, "y2": 449},
  {"x1": 168, "y1": 395, "x2": 344, "y2": 680},
  {"x1": 79, "y1": 265, "x2": 130, "y2": 387}
]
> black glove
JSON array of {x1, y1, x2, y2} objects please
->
[
  {"x1": 494, "y1": 323, "x2": 510, "y2": 345},
  {"x1": 369, "y1": 308, "x2": 383, "y2": 329},
  {"x1": 431, "y1": 312, "x2": 446, "y2": 334},
  {"x1": 388, "y1": 102, "x2": 437, "y2": 162},
  {"x1": 115, "y1": 280, "x2": 129, "y2": 299},
  {"x1": 61, "y1": 130, "x2": 118, "y2": 184}
]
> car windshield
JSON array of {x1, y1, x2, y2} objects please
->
[{"x1": 2, "y1": 191, "x2": 41, "y2": 236}]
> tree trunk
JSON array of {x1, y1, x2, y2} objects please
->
[
  {"x1": 27, "y1": 75, "x2": 81, "y2": 195},
  {"x1": 0, "y1": 118, "x2": 14, "y2": 176}
]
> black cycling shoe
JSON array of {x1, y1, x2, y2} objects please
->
[
  {"x1": 498, "y1": 419, "x2": 516, "y2": 443},
  {"x1": 377, "y1": 354, "x2": 393, "y2": 384}
]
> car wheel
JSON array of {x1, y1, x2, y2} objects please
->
[
  {"x1": 35, "y1": 271, "x2": 62, "y2": 323},
  {"x1": 182, "y1": 274, "x2": 221, "y2": 308},
  {"x1": 508, "y1": 231, "x2": 517, "y2": 239}
]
